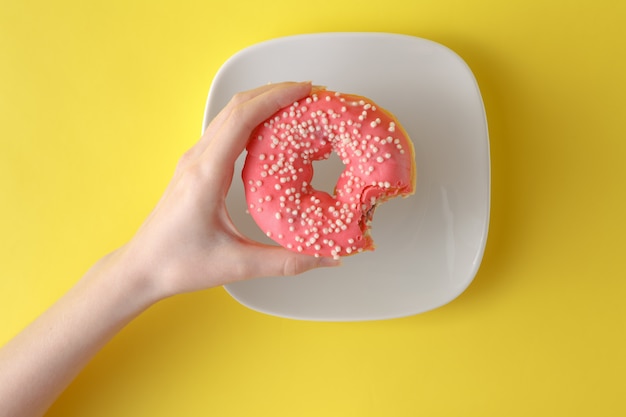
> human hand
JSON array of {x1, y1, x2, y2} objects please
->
[
  {"x1": 0, "y1": 82, "x2": 344, "y2": 417},
  {"x1": 116, "y1": 81, "x2": 340, "y2": 299}
]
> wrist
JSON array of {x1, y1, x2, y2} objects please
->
[{"x1": 88, "y1": 246, "x2": 167, "y2": 316}]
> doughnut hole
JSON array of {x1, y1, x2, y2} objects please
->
[{"x1": 310, "y1": 152, "x2": 345, "y2": 196}]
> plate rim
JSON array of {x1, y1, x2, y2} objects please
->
[{"x1": 203, "y1": 32, "x2": 490, "y2": 321}]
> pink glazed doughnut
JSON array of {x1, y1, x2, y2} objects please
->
[{"x1": 243, "y1": 89, "x2": 416, "y2": 259}]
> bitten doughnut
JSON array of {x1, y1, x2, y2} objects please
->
[{"x1": 243, "y1": 89, "x2": 416, "y2": 259}]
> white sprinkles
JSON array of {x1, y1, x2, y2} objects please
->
[{"x1": 243, "y1": 91, "x2": 414, "y2": 259}]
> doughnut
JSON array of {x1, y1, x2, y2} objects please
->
[{"x1": 242, "y1": 89, "x2": 416, "y2": 259}]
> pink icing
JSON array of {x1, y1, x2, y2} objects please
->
[{"x1": 242, "y1": 90, "x2": 416, "y2": 259}]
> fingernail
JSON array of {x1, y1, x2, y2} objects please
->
[
  {"x1": 319, "y1": 257, "x2": 342, "y2": 267},
  {"x1": 311, "y1": 84, "x2": 327, "y2": 94}
]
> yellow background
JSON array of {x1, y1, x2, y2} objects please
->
[{"x1": 1, "y1": 0, "x2": 625, "y2": 415}]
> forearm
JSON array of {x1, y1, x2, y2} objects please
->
[
  {"x1": 0, "y1": 82, "x2": 333, "y2": 417},
  {"x1": 0, "y1": 248, "x2": 162, "y2": 417}
]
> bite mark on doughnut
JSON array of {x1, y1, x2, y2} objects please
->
[{"x1": 242, "y1": 90, "x2": 416, "y2": 259}]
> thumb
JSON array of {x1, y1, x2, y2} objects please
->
[{"x1": 241, "y1": 245, "x2": 341, "y2": 279}]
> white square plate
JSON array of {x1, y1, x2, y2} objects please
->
[{"x1": 203, "y1": 33, "x2": 490, "y2": 321}]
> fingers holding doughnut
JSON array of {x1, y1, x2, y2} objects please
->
[
  {"x1": 200, "y1": 83, "x2": 297, "y2": 150},
  {"x1": 201, "y1": 82, "x2": 313, "y2": 175},
  {"x1": 176, "y1": 82, "x2": 312, "y2": 176}
]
